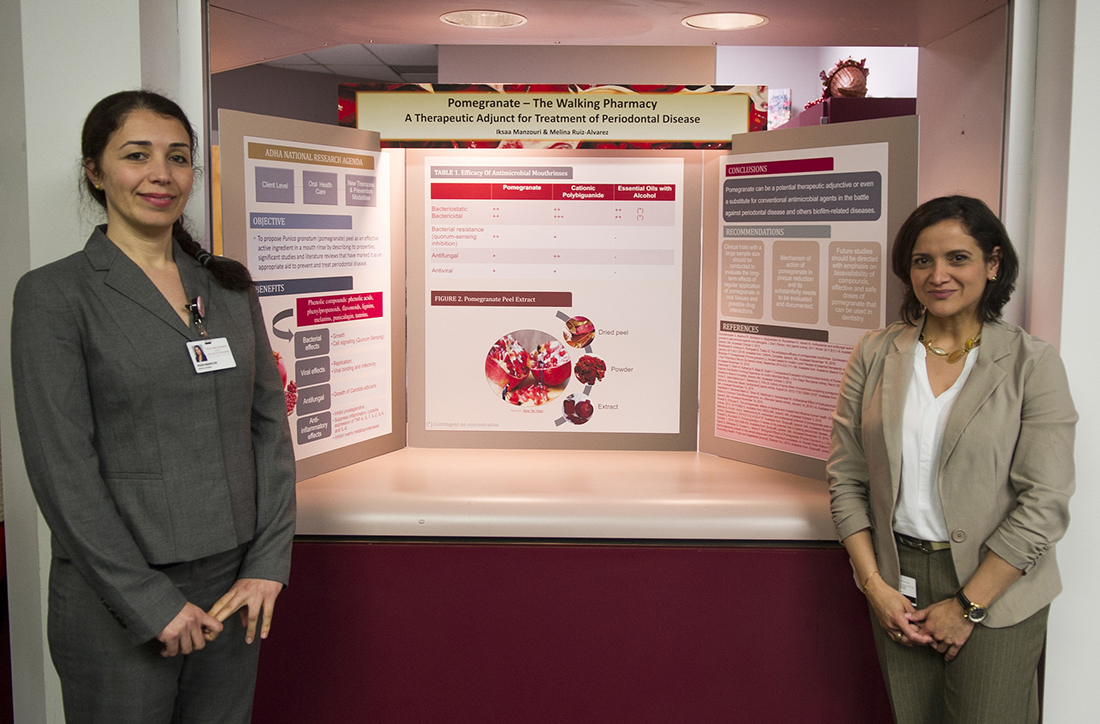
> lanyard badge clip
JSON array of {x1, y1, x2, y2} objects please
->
[{"x1": 186, "y1": 296, "x2": 208, "y2": 338}]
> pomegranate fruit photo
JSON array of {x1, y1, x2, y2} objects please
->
[{"x1": 484, "y1": 329, "x2": 572, "y2": 407}]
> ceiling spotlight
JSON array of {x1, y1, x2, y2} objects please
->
[
  {"x1": 682, "y1": 12, "x2": 769, "y2": 31},
  {"x1": 441, "y1": 10, "x2": 528, "y2": 28}
]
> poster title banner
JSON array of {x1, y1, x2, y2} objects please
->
[{"x1": 340, "y1": 83, "x2": 766, "y2": 148}]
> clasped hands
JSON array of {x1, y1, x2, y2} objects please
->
[
  {"x1": 155, "y1": 577, "x2": 283, "y2": 658},
  {"x1": 866, "y1": 577, "x2": 975, "y2": 662}
]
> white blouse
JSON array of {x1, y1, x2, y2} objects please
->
[{"x1": 893, "y1": 340, "x2": 980, "y2": 541}]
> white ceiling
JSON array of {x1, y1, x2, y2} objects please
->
[
  {"x1": 210, "y1": 0, "x2": 1006, "y2": 77},
  {"x1": 259, "y1": 44, "x2": 439, "y2": 84}
]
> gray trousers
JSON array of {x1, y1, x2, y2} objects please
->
[
  {"x1": 48, "y1": 544, "x2": 261, "y2": 724},
  {"x1": 872, "y1": 544, "x2": 1048, "y2": 724}
]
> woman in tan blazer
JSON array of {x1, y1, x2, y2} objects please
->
[
  {"x1": 11, "y1": 91, "x2": 296, "y2": 723},
  {"x1": 828, "y1": 196, "x2": 1076, "y2": 724}
]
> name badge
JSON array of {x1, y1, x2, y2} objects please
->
[
  {"x1": 898, "y1": 575, "x2": 918, "y2": 606},
  {"x1": 188, "y1": 338, "x2": 237, "y2": 373}
]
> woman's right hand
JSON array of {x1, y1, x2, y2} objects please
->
[
  {"x1": 864, "y1": 576, "x2": 932, "y2": 647},
  {"x1": 156, "y1": 602, "x2": 224, "y2": 657}
]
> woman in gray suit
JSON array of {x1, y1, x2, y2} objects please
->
[
  {"x1": 11, "y1": 91, "x2": 296, "y2": 723},
  {"x1": 828, "y1": 196, "x2": 1076, "y2": 724}
]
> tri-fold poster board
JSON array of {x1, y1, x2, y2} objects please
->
[
  {"x1": 219, "y1": 111, "x2": 406, "y2": 480},
  {"x1": 702, "y1": 118, "x2": 918, "y2": 478},
  {"x1": 219, "y1": 107, "x2": 917, "y2": 480}
]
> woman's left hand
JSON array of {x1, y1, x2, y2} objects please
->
[
  {"x1": 907, "y1": 598, "x2": 975, "y2": 661},
  {"x1": 207, "y1": 578, "x2": 284, "y2": 644}
]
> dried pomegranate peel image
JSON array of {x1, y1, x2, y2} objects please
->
[{"x1": 563, "y1": 315, "x2": 596, "y2": 348}]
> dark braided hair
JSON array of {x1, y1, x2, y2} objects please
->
[{"x1": 81, "y1": 90, "x2": 252, "y2": 290}]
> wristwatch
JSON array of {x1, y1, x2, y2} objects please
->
[{"x1": 955, "y1": 588, "x2": 988, "y2": 623}]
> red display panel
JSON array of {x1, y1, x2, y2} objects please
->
[{"x1": 254, "y1": 541, "x2": 891, "y2": 724}]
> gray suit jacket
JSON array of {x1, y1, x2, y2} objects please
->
[
  {"x1": 11, "y1": 227, "x2": 296, "y2": 644},
  {"x1": 828, "y1": 318, "x2": 1076, "y2": 628}
]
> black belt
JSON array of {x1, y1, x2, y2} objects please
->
[{"x1": 895, "y1": 532, "x2": 951, "y2": 554}]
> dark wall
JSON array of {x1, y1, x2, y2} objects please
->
[{"x1": 210, "y1": 64, "x2": 367, "y2": 132}]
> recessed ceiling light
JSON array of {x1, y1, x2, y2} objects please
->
[
  {"x1": 440, "y1": 9, "x2": 528, "y2": 28},
  {"x1": 682, "y1": 12, "x2": 769, "y2": 31}
]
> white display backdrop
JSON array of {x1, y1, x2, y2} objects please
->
[
  {"x1": 700, "y1": 116, "x2": 919, "y2": 479},
  {"x1": 218, "y1": 115, "x2": 916, "y2": 472},
  {"x1": 246, "y1": 138, "x2": 393, "y2": 454},
  {"x1": 406, "y1": 148, "x2": 702, "y2": 451},
  {"x1": 424, "y1": 156, "x2": 684, "y2": 433},
  {"x1": 219, "y1": 110, "x2": 407, "y2": 479},
  {"x1": 714, "y1": 142, "x2": 889, "y2": 460}
]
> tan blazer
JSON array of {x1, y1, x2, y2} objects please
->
[{"x1": 828, "y1": 318, "x2": 1076, "y2": 628}]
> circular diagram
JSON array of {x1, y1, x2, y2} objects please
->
[
  {"x1": 562, "y1": 393, "x2": 594, "y2": 425},
  {"x1": 563, "y1": 315, "x2": 596, "y2": 348},
  {"x1": 574, "y1": 354, "x2": 606, "y2": 385},
  {"x1": 485, "y1": 329, "x2": 572, "y2": 407}
]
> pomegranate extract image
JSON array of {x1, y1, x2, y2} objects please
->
[{"x1": 561, "y1": 393, "x2": 595, "y2": 425}]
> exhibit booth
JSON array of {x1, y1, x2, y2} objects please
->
[
  {"x1": 4, "y1": 2, "x2": 1100, "y2": 723},
  {"x1": 204, "y1": 82, "x2": 916, "y2": 721}
]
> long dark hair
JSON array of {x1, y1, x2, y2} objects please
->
[
  {"x1": 890, "y1": 195, "x2": 1018, "y2": 324},
  {"x1": 81, "y1": 90, "x2": 252, "y2": 290}
]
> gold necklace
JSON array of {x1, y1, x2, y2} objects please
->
[{"x1": 920, "y1": 332, "x2": 981, "y2": 364}]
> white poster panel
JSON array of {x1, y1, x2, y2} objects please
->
[
  {"x1": 715, "y1": 143, "x2": 889, "y2": 460},
  {"x1": 421, "y1": 155, "x2": 685, "y2": 435},
  {"x1": 241, "y1": 138, "x2": 393, "y2": 460}
]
